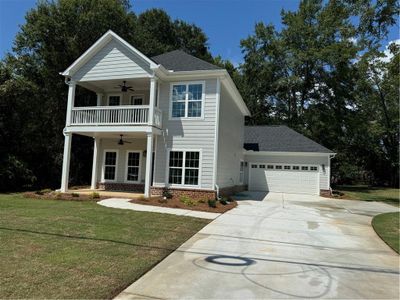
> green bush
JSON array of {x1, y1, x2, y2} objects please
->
[
  {"x1": 180, "y1": 196, "x2": 197, "y2": 206},
  {"x1": 220, "y1": 198, "x2": 228, "y2": 205},
  {"x1": 208, "y1": 199, "x2": 217, "y2": 208},
  {"x1": 91, "y1": 192, "x2": 100, "y2": 199},
  {"x1": 198, "y1": 199, "x2": 206, "y2": 203},
  {"x1": 162, "y1": 188, "x2": 173, "y2": 199},
  {"x1": 71, "y1": 192, "x2": 80, "y2": 197}
]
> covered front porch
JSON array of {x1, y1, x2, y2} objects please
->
[{"x1": 61, "y1": 130, "x2": 159, "y2": 197}]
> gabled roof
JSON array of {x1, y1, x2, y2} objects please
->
[
  {"x1": 61, "y1": 30, "x2": 157, "y2": 77},
  {"x1": 151, "y1": 50, "x2": 221, "y2": 72},
  {"x1": 244, "y1": 126, "x2": 334, "y2": 154}
]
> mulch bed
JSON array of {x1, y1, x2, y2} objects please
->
[
  {"x1": 130, "y1": 197, "x2": 237, "y2": 213},
  {"x1": 24, "y1": 191, "x2": 108, "y2": 202}
]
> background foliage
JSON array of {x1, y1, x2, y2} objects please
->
[{"x1": 0, "y1": 0, "x2": 398, "y2": 191}]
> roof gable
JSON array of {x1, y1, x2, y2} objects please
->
[
  {"x1": 151, "y1": 50, "x2": 221, "y2": 72},
  {"x1": 244, "y1": 126, "x2": 333, "y2": 153},
  {"x1": 62, "y1": 30, "x2": 157, "y2": 78}
]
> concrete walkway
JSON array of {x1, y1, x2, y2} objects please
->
[
  {"x1": 98, "y1": 198, "x2": 221, "y2": 220},
  {"x1": 115, "y1": 192, "x2": 399, "y2": 299}
]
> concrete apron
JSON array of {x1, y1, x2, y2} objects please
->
[{"x1": 115, "y1": 192, "x2": 399, "y2": 299}]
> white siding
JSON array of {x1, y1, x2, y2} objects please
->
[
  {"x1": 216, "y1": 84, "x2": 245, "y2": 188},
  {"x1": 244, "y1": 154, "x2": 330, "y2": 190},
  {"x1": 73, "y1": 39, "x2": 151, "y2": 82},
  {"x1": 96, "y1": 138, "x2": 147, "y2": 183},
  {"x1": 153, "y1": 79, "x2": 218, "y2": 190}
]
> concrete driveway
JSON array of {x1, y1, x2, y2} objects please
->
[{"x1": 116, "y1": 192, "x2": 399, "y2": 299}]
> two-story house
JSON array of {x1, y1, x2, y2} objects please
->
[{"x1": 60, "y1": 30, "x2": 334, "y2": 199}]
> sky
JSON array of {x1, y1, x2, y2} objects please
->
[{"x1": 0, "y1": 0, "x2": 398, "y2": 64}]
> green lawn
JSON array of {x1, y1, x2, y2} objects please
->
[
  {"x1": 334, "y1": 185, "x2": 399, "y2": 206},
  {"x1": 372, "y1": 212, "x2": 400, "y2": 254},
  {"x1": 0, "y1": 194, "x2": 209, "y2": 299}
]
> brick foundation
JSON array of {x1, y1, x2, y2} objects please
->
[
  {"x1": 320, "y1": 189, "x2": 332, "y2": 196},
  {"x1": 98, "y1": 182, "x2": 144, "y2": 193},
  {"x1": 150, "y1": 186, "x2": 216, "y2": 200},
  {"x1": 219, "y1": 185, "x2": 247, "y2": 197}
]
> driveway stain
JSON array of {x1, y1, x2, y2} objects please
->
[{"x1": 307, "y1": 221, "x2": 320, "y2": 230}]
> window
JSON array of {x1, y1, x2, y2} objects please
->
[
  {"x1": 126, "y1": 152, "x2": 140, "y2": 182},
  {"x1": 171, "y1": 82, "x2": 204, "y2": 118},
  {"x1": 301, "y1": 166, "x2": 309, "y2": 171},
  {"x1": 275, "y1": 165, "x2": 283, "y2": 170},
  {"x1": 259, "y1": 164, "x2": 266, "y2": 169},
  {"x1": 292, "y1": 166, "x2": 300, "y2": 170},
  {"x1": 130, "y1": 96, "x2": 143, "y2": 106},
  {"x1": 103, "y1": 151, "x2": 117, "y2": 181},
  {"x1": 168, "y1": 151, "x2": 200, "y2": 186},
  {"x1": 284, "y1": 165, "x2": 291, "y2": 170},
  {"x1": 310, "y1": 166, "x2": 318, "y2": 171},
  {"x1": 108, "y1": 95, "x2": 120, "y2": 106},
  {"x1": 251, "y1": 164, "x2": 257, "y2": 168},
  {"x1": 239, "y1": 161, "x2": 244, "y2": 183},
  {"x1": 267, "y1": 165, "x2": 274, "y2": 169}
]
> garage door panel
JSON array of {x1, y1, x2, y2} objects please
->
[{"x1": 249, "y1": 167, "x2": 319, "y2": 195}]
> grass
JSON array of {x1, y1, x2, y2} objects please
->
[
  {"x1": 333, "y1": 185, "x2": 399, "y2": 206},
  {"x1": 0, "y1": 194, "x2": 209, "y2": 299},
  {"x1": 372, "y1": 212, "x2": 400, "y2": 254}
]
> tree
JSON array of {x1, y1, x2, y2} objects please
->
[{"x1": 239, "y1": 0, "x2": 399, "y2": 186}]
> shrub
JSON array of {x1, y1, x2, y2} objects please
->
[
  {"x1": 90, "y1": 192, "x2": 100, "y2": 199},
  {"x1": 208, "y1": 199, "x2": 217, "y2": 208},
  {"x1": 35, "y1": 190, "x2": 44, "y2": 195},
  {"x1": 226, "y1": 196, "x2": 234, "y2": 202},
  {"x1": 54, "y1": 192, "x2": 62, "y2": 200},
  {"x1": 180, "y1": 196, "x2": 197, "y2": 206},
  {"x1": 220, "y1": 198, "x2": 228, "y2": 205},
  {"x1": 162, "y1": 188, "x2": 173, "y2": 199},
  {"x1": 198, "y1": 199, "x2": 206, "y2": 204},
  {"x1": 41, "y1": 188, "x2": 52, "y2": 194},
  {"x1": 138, "y1": 195, "x2": 147, "y2": 201},
  {"x1": 71, "y1": 192, "x2": 80, "y2": 197}
]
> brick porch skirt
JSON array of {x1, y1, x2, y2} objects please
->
[
  {"x1": 320, "y1": 189, "x2": 332, "y2": 196},
  {"x1": 150, "y1": 185, "x2": 247, "y2": 200},
  {"x1": 98, "y1": 182, "x2": 144, "y2": 193}
]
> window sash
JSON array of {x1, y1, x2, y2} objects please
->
[
  {"x1": 126, "y1": 152, "x2": 140, "y2": 182},
  {"x1": 168, "y1": 151, "x2": 200, "y2": 186},
  {"x1": 104, "y1": 151, "x2": 117, "y2": 181},
  {"x1": 171, "y1": 83, "x2": 203, "y2": 118}
]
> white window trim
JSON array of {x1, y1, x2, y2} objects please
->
[
  {"x1": 107, "y1": 93, "x2": 122, "y2": 106},
  {"x1": 165, "y1": 149, "x2": 202, "y2": 188},
  {"x1": 130, "y1": 94, "x2": 145, "y2": 106},
  {"x1": 101, "y1": 149, "x2": 119, "y2": 182},
  {"x1": 169, "y1": 81, "x2": 205, "y2": 120},
  {"x1": 124, "y1": 150, "x2": 142, "y2": 183}
]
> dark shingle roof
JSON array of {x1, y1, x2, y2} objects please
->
[
  {"x1": 244, "y1": 126, "x2": 334, "y2": 153},
  {"x1": 151, "y1": 50, "x2": 221, "y2": 71}
]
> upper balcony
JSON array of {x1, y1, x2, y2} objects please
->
[{"x1": 65, "y1": 77, "x2": 162, "y2": 134}]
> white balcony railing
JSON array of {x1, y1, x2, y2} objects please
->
[{"x1": 70, "y1": 105, "x2": 162, "y2": 127}]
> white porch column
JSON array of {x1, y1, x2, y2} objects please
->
[
  {"x1": 90, "y1": 137, "x2": 101, "y2": 190},
  {"x1": 96, "y1": 93, "x2": 103, "y2": 106},
  {"x1": 149, "y1": 77, "x2": 157, "y2": 126},
  {"x1": 60, "y1": 132, "x2": 72, "y2": 192},
  {"x1": 65, "y1": 81, "x2": 76, "y2": 126},
  {"x1": 144, "y1": 132, "x2": 154, "y2": 197}
]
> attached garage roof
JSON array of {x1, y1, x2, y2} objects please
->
[
  {"x1": 244, "y1": 126, "x2": 334, "y2": 154},
  {"x1": 151, "y1": 50, "x2": 221, "y2": 71}
]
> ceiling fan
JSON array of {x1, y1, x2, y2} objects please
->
[
  {"x1": 115, "y1": 81, "x2": 134, "y2": 92},
  {"x1": 118, "y1": 135, "x2": 132, "y2": 145}
]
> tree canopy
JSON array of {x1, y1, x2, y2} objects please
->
[{"x1": 0, "y1": 0, "x2": 398, "y2": 191}]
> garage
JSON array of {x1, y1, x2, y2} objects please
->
[
  {"x1": 248, "y1": 163, "x2": 319, "y2": 194},
  {"x1": 244, "y1": 126, "x2": 335, "y2": 195}
]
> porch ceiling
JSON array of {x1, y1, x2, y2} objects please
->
[
  {"x1": 78, "y1": 78, "x2": 150, "y2": 93},
  {"x1": 73, "y1": 131, "x2": 149, "y2": 139}
]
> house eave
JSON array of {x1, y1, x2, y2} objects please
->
[{"x1": 243, "y1": 150, "x2": 336, "y2": 157}]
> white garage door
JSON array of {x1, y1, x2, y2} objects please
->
[{"x1": 249, "y1": 163, "x2": 319, "y2": 195}]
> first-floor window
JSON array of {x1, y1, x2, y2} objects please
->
[
  {"x1": 127, "y1": 152, "x2": 140, "y2": 182},
  {"x1": 239, "y1": 161, "x2": 244, "y2": 183},
  {"x1": 168, "y1": 151, "x2": 200, "y2": 185},
  {"x1": 104, "y1": 151, "x2": 117, "y2": 180}
]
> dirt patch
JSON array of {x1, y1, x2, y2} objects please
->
[
  {"x1": 24, "y1": 191, "x2": 108, "y2": 202},
  {"x1": 130, "y1": 197, "x2": 237, "y2": 213}
]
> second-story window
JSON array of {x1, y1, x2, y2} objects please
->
[
  {"x1": 108, "y1": 95, "x2": 121, "y2": 106},
  {"x1": 171, "y1": 82, "x2": 204, "y2": 119}
]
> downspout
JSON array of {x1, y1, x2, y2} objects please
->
[
  {"x1": 215, "y1": 184, "x2": 220, "y2": 200},
  {"x1": 328, "y1": 153, "x2": 336, "y2": 195}
]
